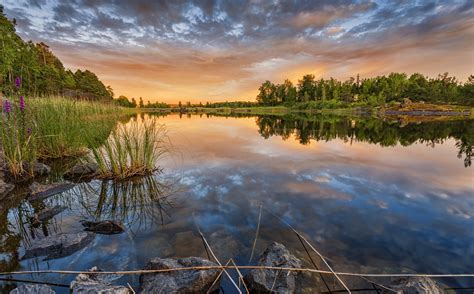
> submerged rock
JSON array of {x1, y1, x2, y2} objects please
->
[
  {"x1": 82, "y1": 220, "x2": 125, "y2": 235},
  {"x1": 0, "y1": 179, "x2": 14, "y2": 198},
  {"x1": 22, "y1": 232, "x2": 95, "y2": 260},
  {"x1": 30, "y1": 205, "x2": 67, "y2": 226},
  {"x1": 64, "y1": 163, "x2": 98, "y2": 180},
  {"x1": 28, "y1": 182, "x2": 75, "y2": 201},
  {"x1": 244, "y1": 242, "x2": 302, "y2": 294},
  {"x1": 139, "y1": 257, "x2": 221, "y2": 293},
  {"x1": 70, "y1": 266, "x2": 131, "y2": 294},
  {"x1": 381, "y1": 277, "x2": 445, "y2": 294},
  {"x1": 10, "y1": 284, "x2": 55, "y2": 294}
]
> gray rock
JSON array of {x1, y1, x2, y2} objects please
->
[
  {"x1": 82, "y1": 220, "x2": 125, "y2": 235},
  {"x1": 64, "y1": 163, "x2": 98, "y2": 180},
  {"x1": 32, "y1": 162, "x2": 51, "y2": 176},
  {"x1": 22, "y1": 232, "x2": 95, "y2": 260},
  {"x1": 0, "y1": 179, "x2": 14, "y2": 198},
  {"x1": 70, "y1": 267, "x2": 131, "y2": 294},
  {"x1": 139, "y1": 257, "x2": 221, "y2": 293},
  {"x1": 30, "y1": 205, "x2": 67, "y2": 226},
  {"x1": 244, "y1": 242, "x2": 302, "y2": 294},
  {"x1": 10, "y1": 284, "x2": 55, "y2": 294},
  {"x1": 381, "y1": 277, "x2": 445, "y2": 294},
  {"x1": 28, "y1": 182, "x2": 75, "y2": 201}
]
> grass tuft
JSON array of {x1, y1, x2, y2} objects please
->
[{"x1": 90, "y1": 117, "x2": 169, "y2": 180}]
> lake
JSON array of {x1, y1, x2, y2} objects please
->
[{"x1": 0, "y1": 113, "x2": 473, "y2": 293}]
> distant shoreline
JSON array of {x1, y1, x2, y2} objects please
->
[{"x1": 127, "y1": 103, "x2": 473, "y2": 119}]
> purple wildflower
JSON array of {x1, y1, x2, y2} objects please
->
[
  {"x1": 19, "y1": 96, "x2": 25, "y2": 111},
  {"x1": 3, "y1": 99, "x2": 11, "y2": 114},
  {"x1": 15, "y1": 77, "x2": 21, "y2": 89},
  {"x1": 27, "y1": 127, "x2": 32, "y2": 135}
]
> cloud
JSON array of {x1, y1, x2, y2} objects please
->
[{"x1": 2, "y1": 0, "x2": 473, "y2": 102}]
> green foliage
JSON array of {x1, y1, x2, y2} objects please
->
[
  {"x1": 256, "y1": 72, "x2": 474, "y2": 107},
  {"x1": 0, "y1": 11, "x2": 112, "y2": 100},
  {"x1": 90, "y1": 117, "x2": 169, "y2": 180},
  {"x1": 30, "y1": 97, "x2": 118, "y2": 158},
  {"x1": 0, "y1": 96, "x2": 36, "y2": 178}
]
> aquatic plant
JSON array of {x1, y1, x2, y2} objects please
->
[
  {"x1": 30, "y1": 97, "x2": 119, "y2": 158},
  {"x1": 0, "y1": 77, "x2": 37, "y2": 178},
  {"x1": 90, "y1": 117, "x2": 169, "y2": 180}
]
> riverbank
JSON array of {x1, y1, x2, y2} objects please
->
[{"x1": 133, "y1": 102, "x2": 472, "y2": 120}]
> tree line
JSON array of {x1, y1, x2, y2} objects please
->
[
  {"x1": 0, "y1": 7, "x2": 112, "y2": 100},
  {"x1": 257, "y1": 73, "x2": 474, "y2": 107},
  {"x1": 114, "y1": 96, "x2": 170, "y2": 108}
]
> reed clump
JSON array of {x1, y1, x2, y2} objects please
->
[
  {"x1": 31, "y1": 97, "x2": 119, "y2": 159},
  {"x1": 90, "y1": 117, "x2": 169, "y2": 180}
]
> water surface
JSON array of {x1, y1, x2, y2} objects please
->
[{"x1": 0, "y1": 113, "x2": 473, "y2": 292}]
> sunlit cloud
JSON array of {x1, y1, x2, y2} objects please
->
[{"x1": 3, "y1": 0, "x2": 473, "y2": 102}]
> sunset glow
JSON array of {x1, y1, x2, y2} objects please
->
[{"x1": 4, "y1": 0, "x2": 473, "y2": 102}]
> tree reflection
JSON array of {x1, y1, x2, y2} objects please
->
[{"x1": 254, "y1": 114, "x2": 473, "y2": 167}]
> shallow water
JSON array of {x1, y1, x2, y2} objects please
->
[{"x1": 0, "y1": 113, "x2": 473, "y2": 292}]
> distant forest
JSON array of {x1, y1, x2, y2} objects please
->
[
  {"x1": 0, "y1": 7, "x2": 112, "y2": 100},
  {"x1": 256, "y1": 72, "x2": 474, "y2": 108}
]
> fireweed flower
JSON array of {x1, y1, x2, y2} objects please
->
[
  {"x1": 19, "y1": 96, "x2": 25, "y2": 111},
  {"x1": 3, "y1": 99, "x2": 11, "y2": 114},
  {"x1": 15, "y1": 77, "x2": 21, "y2": 88}
]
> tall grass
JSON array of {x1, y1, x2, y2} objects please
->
[
  {"x1": 1, "y1": 97, "x2": 36, "y2": 178},
  {"x1": 30, "y1": 97, "x2": 119, "y2": 159},
  {"x1": 90, "y1": 117, "x2": 169, "y2": 180},
  {"x1": 1, "y1": 95, "x2": 120, "y2": 179}
]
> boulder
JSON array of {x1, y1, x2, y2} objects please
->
[
  {"x1": 70, "y1": 267, "x2": 131, "y2": 294},
  {"x1": 139, "y1": 257, "x2": 221, "y2": 293},
  {"x1": 10, "y1": 284, "x2": 55, "y2": 294},
  {"x1": 381, "y1": 277, "x2": 445, "y2": 294},
  {"x1": 30, "y1": 205, "x2": 67, "y2": 226},
  {"x1": 64, "y1": 163, "x2": 98, "y2": 180},
  {"x1": 31, "y1": 162, "x2": 51, "y2": 176},
  {"x1": 0, "y1": 179, "x2": 14, "y2": 198},
  {"x1": 28, "y1": 182, "x2": 75, "y2": 201},
  {"x1": 22, "y1": 232, "x2": 95, "y2": 260},
  {"x1": 81, "y1": 220, "x2": 125, "y2": 235},
  {"x1": 244, "y1": 242, "x2": 302, "y2": 294}
]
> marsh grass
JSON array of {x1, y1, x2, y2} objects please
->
[
  {"x1": 90, "y1": 117, "x2": 169, "y2": 180},
  {"x1": 31, "y1": 97, "x2": 119, "y2": 159},
  {"x1": 0, "y1": 98, "x2": 36, "y2": 178}
]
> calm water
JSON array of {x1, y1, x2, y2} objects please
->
[{"x1": 0, "y1": 113, "x2": 473, "y2": 292}]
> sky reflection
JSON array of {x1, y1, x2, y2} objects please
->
[{"x1": 1, "y1": 114, "x2": 473, "y2": 292}]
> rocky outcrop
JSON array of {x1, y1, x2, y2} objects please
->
[
  {"x1": 22, "y1": 232, "x2": 95, "y2": 260},
  {"x1": 244, "y1": 242, "x2": 302, "y2": 293},
  {"x1": 30, "y1": 205, "x2": 67, "y2": 226},
  {"x1": 139, "y1": 257, "x2": 221, "y2": 293},
  {"x1": 10, "y1": 284, "x2": 55, "y2": 294},
  {"x1": 381, "y1": 277, "x2": 445, "y2": 294},
  {"x1": 70, "y1": 267, "x2": 131, "y2": 294},
  {"x1": 81, "y1": 220, "x2": 125, "y2": 234},
  {"x1": 64, "y1": 163, "x2": 98, "y2": 180},
  {"x1": 28, "y1": 182, "x2": 75, "y2": 201}
]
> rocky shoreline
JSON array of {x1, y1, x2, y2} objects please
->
[{"x1": 8, "y1": 242, "x2": 446, "y2": 293}]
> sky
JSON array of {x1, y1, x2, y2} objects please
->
[{"x1": 3, "y1": 0, "x2": 474, "y2": 103}]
